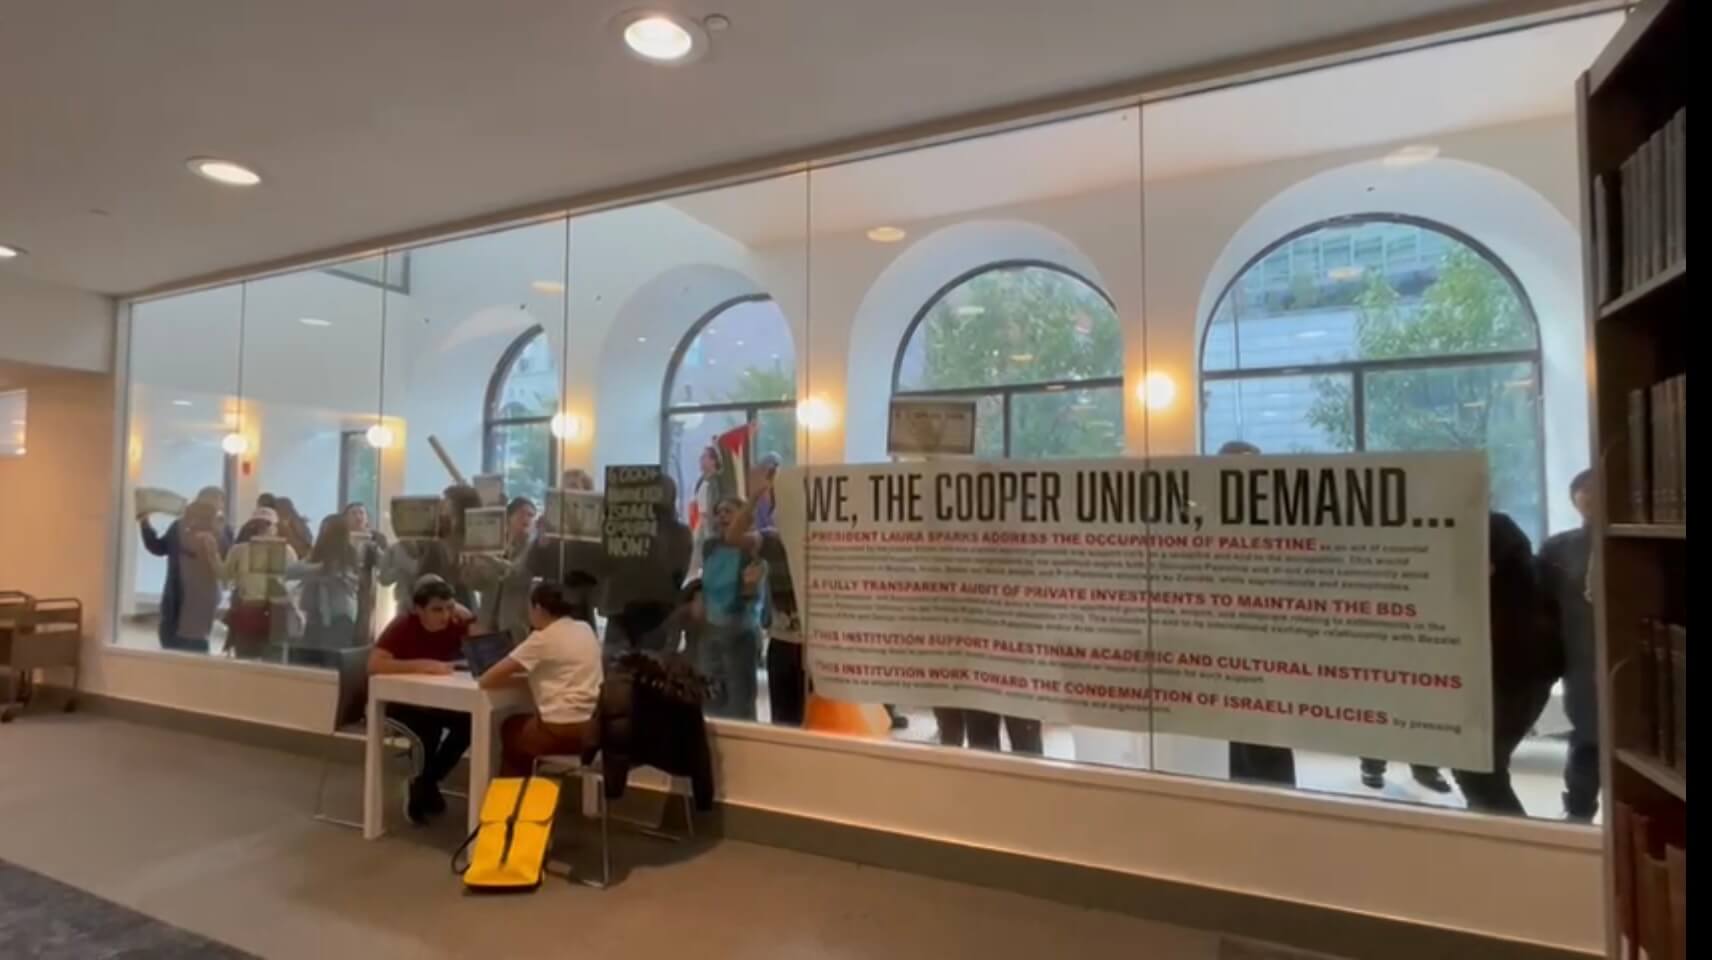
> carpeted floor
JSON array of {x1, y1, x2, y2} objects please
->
[{"x1": 0, "y1": 856, "x2": 255, "y2": 959}]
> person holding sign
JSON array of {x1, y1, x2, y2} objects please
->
[
  {"x1": 220, "y1": 507, "x2": 296, "y2": 659},
  {"x1": 759, "y1": 530, "x2": 804, "y2": 726},
  {"x1": 288, "y1": 515, "x2": 369, "y2": 667},
  {"x1": 1215, "y1": 441, "x2": 1301, "y2": 788},
  {"x1": 137, "y1": 485, "x2": 229, "y2": 651},
  {"x1": 1540, "y1": 470, "x2": 1599, "y2": 821},
  {"x1": 1449, "y1": 511, "x2": 1561, "y2": 815},
  {"x1": 412, "y1": 485, "x2": 482, "y2": 610},
  {"x1": 699, "y1": 489, "x2": 768, "y2": 720},
  {"x1": 468, "y1": 497, "x2": 539, "y2": 644},
  {"x1": 171, "y1": 499, "x2": 227, "y2": 654},
  {"x1": 601, "y1": 470, "x2": 693, "y2": 653}
]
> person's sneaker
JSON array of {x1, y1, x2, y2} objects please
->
[
  {"x1": 1360, "y1": 771, "x2": 1385, "y2": 790},
  {"x1": 404, "y1": 778, "x2": 434, "y2": 826},
  {"x1": 1412, "y1": 768, "x2": 1453, "y2": 794}
]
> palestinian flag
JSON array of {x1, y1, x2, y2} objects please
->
[
  {"x1": 714, "y1": 422, "x2": 752, "y2": 502},
  {"x1": 688, "y1": 422, "x2": 754, "y2": 533}
]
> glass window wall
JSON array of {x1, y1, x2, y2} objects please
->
[{"x1": 114, "y1": 11, "x2": 1620, "y2": 825}]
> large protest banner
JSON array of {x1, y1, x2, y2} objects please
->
[{"x1": 775, "y1": 453, "x2": 1493, "y2": 770}]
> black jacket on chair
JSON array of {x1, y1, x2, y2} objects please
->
[{"x1": 597, "y1": 653, "x2": 715, "y2": 809}]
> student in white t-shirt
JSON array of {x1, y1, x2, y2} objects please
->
[{"x1": 478, "y1": 580, "x2": 604, "y2": 776}]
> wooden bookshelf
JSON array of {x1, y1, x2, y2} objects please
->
[
  {"x1": 1598, "y1": 258, "x2": 1685, "y2": 321},
  {"x1": 1605, "y1": 523, "x2": 1686, "y2": 541},
  {"x1": 1576, "y1": 1, "x2": 1686, "y2": 957},
  {"x1": 1616, "y1": 749, "x2": 1687, "y2": 803}
]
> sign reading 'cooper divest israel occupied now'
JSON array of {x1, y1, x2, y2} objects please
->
[{"x1": 775, "y1": 453, "x2": 1494, "y2": 771}]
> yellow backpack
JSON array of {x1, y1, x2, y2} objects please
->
[{"x1": 452, "y1": 776, "x2": 560, "y2": 891}]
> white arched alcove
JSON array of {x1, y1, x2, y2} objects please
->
[
  {"x1": 841, "y1": 219, "x2": 1111, "y2": 463},
  {"x1": 1194, "y1": 158, "x2": 1588, "y2": 534},
  {"x1": 590, "y1": 263, "x2": 772, "y2": 473},
  {"x1": 403, "y1": 303, "x2": 544, "y2": 489}
]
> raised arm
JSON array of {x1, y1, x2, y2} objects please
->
[
  {"x1": 723, "y1": 478, "x2": 766, "y2": 552},
  {"x1": 139, "y1": 518, "x2": 172, "y2": 557}
]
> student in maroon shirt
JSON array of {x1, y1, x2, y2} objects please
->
[{"x1": 368, "y1": 576, "x2": 471, "y2": 824}]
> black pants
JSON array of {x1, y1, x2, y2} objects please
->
[
  {"x1": 163, "y1": 635, "x2": 209, "y2": 654},
  {"x1": 388, "y1": 705, "x2": 471, "y2": 786},
  {"x1": 1564, "y1": 739, "x2": 1601, "y2": 820},
  {"x1": 1451, "y1": 680, "x2": 1554, "y2": 816},
  {"x1": 1359, "y1": 759, "x2": 1444, "y2": 782},
  {"x1": 610, "y1": 603, "x2": 674, "y2": 653},
  {"x1": 766, "y1": 639, "x2": 806, "y2": 727},
  {"x1": 1230, "y1": 742, "x2": 1296, "y2": 786},
  {"x1": 1561, "y1": 637, "x2": 1601, "y2": 819},
  {"x1": 934, "y1": 708, "x2": 1044, "y2": 755}
]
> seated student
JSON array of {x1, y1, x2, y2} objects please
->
[
  {"x1": 368, "y1": 576, "x2": 471, "y2": 824},
  {"x1": 479, "y1": 581, "x2": 604, "y2": 777}
]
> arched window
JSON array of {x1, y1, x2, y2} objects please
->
[
  {"x1": 483, "y1": 325, "x2": 558, "y2": 507},
  {"x1": 661, "y1": 295, "x2": 797, "y2": 512},
  {"x1": 893, "y1": 262, "x2": 1123, "y2": 459},
  {"x1": 1200, "y1": 215, "x2": 1545, "y2": 539}
]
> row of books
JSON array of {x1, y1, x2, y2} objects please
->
[
  {"x1": 1612, "y1": 803, "x2": 1685, "y2": 960},
  {"x1": 1632, "y1": 619, "x2": 1687, "y2": 776},
  {"x1": 1623, "y1": 374, "x2": 1688, "y2": 524},
  {"x1": 1593, "y1": 108, "x2": 1687, "y2": 303}
]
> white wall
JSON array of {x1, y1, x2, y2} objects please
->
[
  {"x1": 0, "y1": 367, "x2": 114, "y2": 609},
  {"x1": 0, "y1": 272, "x2": 114, "y2": 373}
]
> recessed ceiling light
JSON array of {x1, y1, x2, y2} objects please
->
[
  {"x1": 0, "y1": 244, "x2": 25, "y2": 259},
  {"x1": 172, "y1": 400, "x2": 193, "y2": 407},
  {"x1": 617, "y1": 11, "x2": 705, "y2": 63},
  {"x1": 298, "y1": 317, "x2": 332, "y2": 328},
  {"x1": 532, "y1": 280, "x2": 566, "y2": 294},
  {"x1": 867, "y1": 226, "x2": 907, "y2": 244},
  {"x1": 187, "y1": 157, "x2": 263, "y2": 186},
  {"x1": 637, "y1": 335, "x2": 648, "y2": 344},
  {"x1": 1382, "y1": 144, "x2": 1439, "y2": 168}
]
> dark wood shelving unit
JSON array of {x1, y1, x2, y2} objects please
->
[
  {"x1": 1604, "y1": 523, "x2": 1686, "y2": 541},
  {"x1": 1576, "y1": 1, "x2": 1687, "y2": 957},
  {"x1": 1615, "y1": 748, "x2": 1687, "y2": 803},
  {"x1": 1598, "y1": 258, "x2": 1685, "y2": 320}
]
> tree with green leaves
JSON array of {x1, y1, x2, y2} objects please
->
[
  {"x1": 719, "y1": 364, "x2": 797, "y2": 464},
  {"x1": 1306, "y1": 247, "x2": 1543, "y2": 539},
  {"x1": 907, "y1": 267, "x2": 1124, "y2": 459}
]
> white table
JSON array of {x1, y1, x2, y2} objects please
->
[{"x1": 364, "y1": 673, "x2": 532, "y2": 839}]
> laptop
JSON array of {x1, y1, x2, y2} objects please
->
[{"x1": 462, "y1": 631, "x2": 518, "y2": 678}]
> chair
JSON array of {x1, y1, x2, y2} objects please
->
[
  {"x1": 1, "y1": 594, "x2": 81, "y2": 722},
  {"x1": 312, "y1": 645, "x2": 423, "y2": 829},
  {"x1": 531, "y1": 752, "x2": 697, "y2": 889}
]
